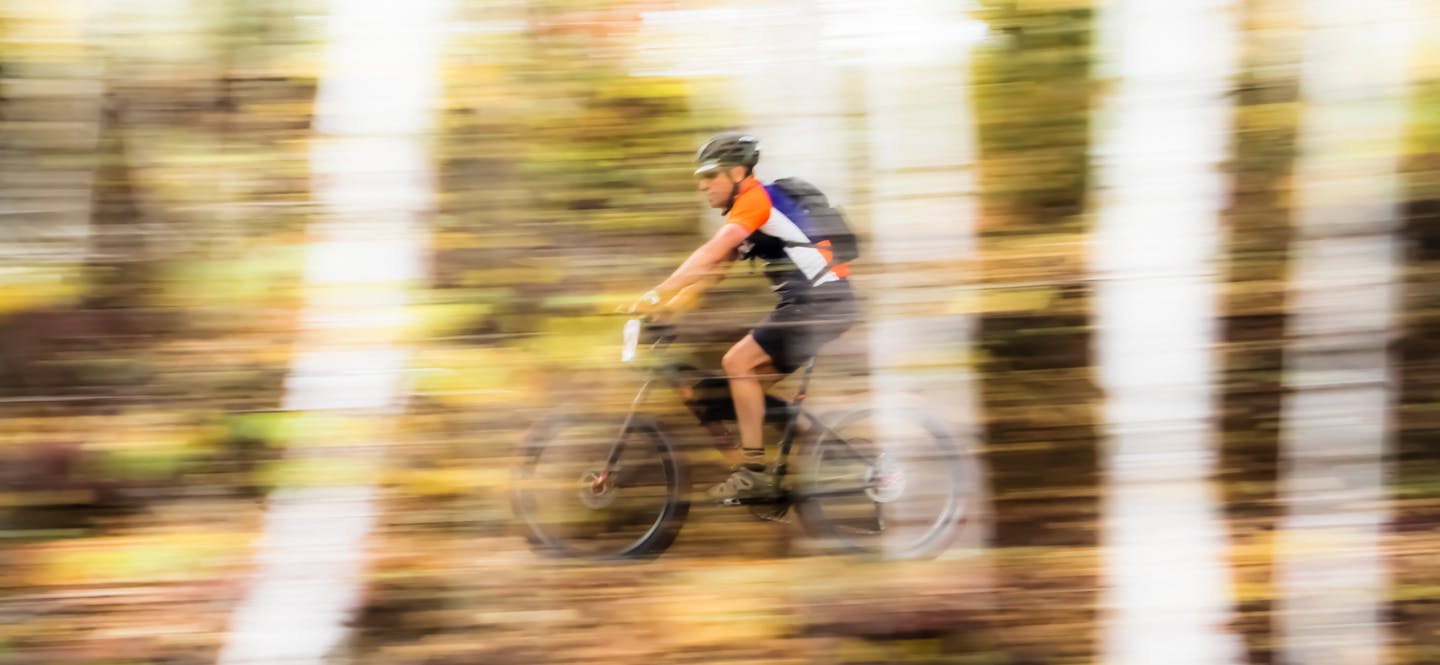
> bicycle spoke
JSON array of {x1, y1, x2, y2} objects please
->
[
  {"x1": 801, "y1": 407, "x2": 971, "y2": 559},
  {"x1": 513, "y1": 415, "x2": 687, "y2": 559},
  {"x1": 822, "y1": 437, "x2": 877, "y2": 466}
]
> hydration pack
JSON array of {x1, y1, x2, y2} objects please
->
[{"x1": 766, "y1": 177, "x2": 859, "y2": 265}]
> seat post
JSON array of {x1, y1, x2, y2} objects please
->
[
  {"x1": 773, "y1": 357, "x2": 818, "y2": 470},
  {"x1": 794, "y1": 357, "x2": 817, "y2": 401}
]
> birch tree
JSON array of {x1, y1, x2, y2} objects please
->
[
  {"x1": 218, "y1": 0, "x2": 448, "y2": 662},
  {"x1": 1089, "y1": 0, "x2": 1244, "y2": 662},
  {"x1": 1276, "y1": 1, "x2": 1418, "y2": 663}
]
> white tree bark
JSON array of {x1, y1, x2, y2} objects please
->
[
  {"x1": 217, "y1": 0, "x2": 447, "y2": 663},
  {"x1": 1276, "y1": 1, "x2": 1417, "y2": 663},
  {"x1": 843, "y1": 0, "x2": 985, "y2": 558},
  {"x1": 1090, "y1": 0, "x2": 1244, "y2": 662}
]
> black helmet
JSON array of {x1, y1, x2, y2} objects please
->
[{"x1": 694, "y1": 132, "x2": 760, "y2": 176}]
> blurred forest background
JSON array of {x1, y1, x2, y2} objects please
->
[{"x1": 1, "y1": 0, "x2": 1438, "y2": 664}]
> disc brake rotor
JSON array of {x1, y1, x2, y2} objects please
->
[
  {"x1": 865, "y1": 454, "x2": 906, "y2": 503},
  {"x1": 578, "y1": 469, "x2": 618, "y2": 509}
]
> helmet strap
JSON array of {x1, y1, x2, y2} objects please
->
[{"x1": 721, "y1": 170, "x2": 743, "y2": 215}]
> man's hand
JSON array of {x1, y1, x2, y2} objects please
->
[
  {"x1": 627, "y1": 288, "x2": 666, "y2": 317},
  {"x1": 663, "y1": 280, "x2": 711, "y2": 315},
  {"x1": 635, "y1": 223, "x2": 742, "y2": 319}
]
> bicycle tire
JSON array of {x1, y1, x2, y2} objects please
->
[
  {"x1": 511, "y1": 412, "x2": 689, "y2": 559},
  {"x1": 797, "y1": 406, "x2": 972, "y2": 560}
]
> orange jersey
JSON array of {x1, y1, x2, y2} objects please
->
[{"x1": 725, "y1": 179, "x2": 850, "y2": 294}]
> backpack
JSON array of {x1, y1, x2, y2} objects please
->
[{"x1": 766, "y1": 177, "x2": 860, "y2": 267}]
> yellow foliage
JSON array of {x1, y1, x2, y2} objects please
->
[
  {"x1": 261, "y1": 458, "x2": 380, "y2": 489},
  {"x1": 0, "y1": 266, "x2": 86, "y2": 315},
  {"x1": 411, "y1": 347, "x2": 519, "y2": 400},
  {"x1": 957, "y1": 287, "x2": 1057, "y2": 314},
  {"x1": 406, "y1": 301, "x2": 492, "y2": 339},
  {"x1": 1015, "y1": 0, "x2": 1095, "y2": 10},
  {"x1": 594, "y1": 75, "x2": 691, "y2": 101},
  {"x1": 387, "y1": 467, "x2": 508, "y2": 496},
  {"x1": 29, "y1": 532, "x2": 251, "y2": 586}
]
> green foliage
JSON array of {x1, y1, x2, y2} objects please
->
[{"x1": 971, "y1": 4, "x2": 1095, "y2": 231}]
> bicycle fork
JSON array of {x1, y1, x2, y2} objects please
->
[{"x1": 594, "y1": 374, "x2": 659, "y2": 491}]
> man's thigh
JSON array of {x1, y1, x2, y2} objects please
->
[
  {"x1": 751, "y1": 298, "x2": 854, "y2": 374},
  {"x1": 725, "y1": 334, "x2": 782, "y2": 382}
]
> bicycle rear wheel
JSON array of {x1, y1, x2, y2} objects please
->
[
  {"x1": 797, "y1": 406, "x2": 971, "y2": 559},
  {"x1": 511, "y1": 413, "x2": 689, "y2": 559}
]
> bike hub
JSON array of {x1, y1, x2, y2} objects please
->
[
  {"x1": 578, "y1": 469, "x2": 618, "y2": 509},
  {"x1": 866, "y1": 454, "x2": 906, "y2": 504}
]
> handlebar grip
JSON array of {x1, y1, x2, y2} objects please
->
[{"x1": 644, "y1": 321, "x2": 679, "y2": 343}]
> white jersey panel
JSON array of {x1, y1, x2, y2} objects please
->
[{"x1": 758, "y1": 208, "x2": 840, "y2": 286}]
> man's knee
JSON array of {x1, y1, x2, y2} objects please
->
[
  {"x1": 722, "y1": 338, "x2": 768, "y2": 377},
  {"x1": 721, "y1": 345, "x2": 751, "y2": 377}
]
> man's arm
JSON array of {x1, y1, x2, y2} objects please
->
[
  {"x1": 652, "y1": 223, "x2": 749, "y2": 301},
  {"x1": 663, "y1": 255, "x2": 734, "y2": 314}
]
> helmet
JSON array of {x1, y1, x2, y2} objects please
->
[{"x1": 694, "y1": 132, "x2": 760, "y2": 176}]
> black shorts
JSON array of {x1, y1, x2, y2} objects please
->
[{"x1": 751, "y1": 281, "x2": 858, "y2": 374}]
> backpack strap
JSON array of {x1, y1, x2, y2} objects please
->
[
  {"x1": 803, "y1": 256, "x2": 850, "y2": 287},
  {"x1": 776, "y1": 239, "x2": 849, "y2": 286}
]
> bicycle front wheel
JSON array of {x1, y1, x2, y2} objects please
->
[
  {"x1": 511, "y1": 413, "x2": 689, "y2": 559},
  {"x1": 798, "y1": 406, "x2": 972, "y2": 559}
]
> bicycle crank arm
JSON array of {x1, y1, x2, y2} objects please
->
[
  {"x1": 716, "y1": 492, "x2": 792, "y2": 507},
  {"x1": 792, "y1": 484, "x2": 876, "y2": 500}
]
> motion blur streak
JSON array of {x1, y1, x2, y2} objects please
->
[{"x1": 2, "y1": 1, "x2": 1436, "y2": 664}]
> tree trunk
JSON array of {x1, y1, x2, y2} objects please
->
[
  {"x1": 1392, "y1": 126, "x2": 1440, "y2": 665},
  {"x1": 1276, "y1": 1, "x2": 1418, "y2": 663},
  {"x1": 1387, "y1": 9, "x2": 1440, "y2": 663},
  {"x1": 1089, "y1": 0, "x2": 1244, "y2": 662},
  {"x1": 1216, "y1": 1, "x2": 1303, "y2": 662},
  {"x1": 972, "y1": 3, "x2": 1104, "y2": 662},
  {"x1": 217, "y1": 1, "x2": 447, "y2": 663}
]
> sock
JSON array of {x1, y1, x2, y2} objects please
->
[{"x1": 740, "y1": 447, "x2": 765, "y2": 472}]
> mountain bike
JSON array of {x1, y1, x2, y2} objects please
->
[{"x1": 510, "y1": 316, "x2": 974, "y2": 560}]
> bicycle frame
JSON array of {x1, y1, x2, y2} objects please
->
[
  {"x1": 598, "y1": 321, "x2": 868, "y2": 499},
  {"x1": 516, "y1": 320, "x2": 966, "y2": 560}
]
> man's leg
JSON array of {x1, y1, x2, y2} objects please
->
[
  {"x1": 705, "y1": 334, "x2": 783, "y2": 500},
  {"x1": 721, "y1": 334, "x2": 779, "y2": 467}
]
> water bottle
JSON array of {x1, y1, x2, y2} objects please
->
[{"x1": 621, "y1": 318, "x2": 641, "y2": 363}]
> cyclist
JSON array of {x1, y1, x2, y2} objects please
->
[{"x1": 633, "y1": 132, "x2": 858, "y2": 500}]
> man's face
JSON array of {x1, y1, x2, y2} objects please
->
[{"x1": 697, "y1": 166, "x2": 747, "y2": 209}]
